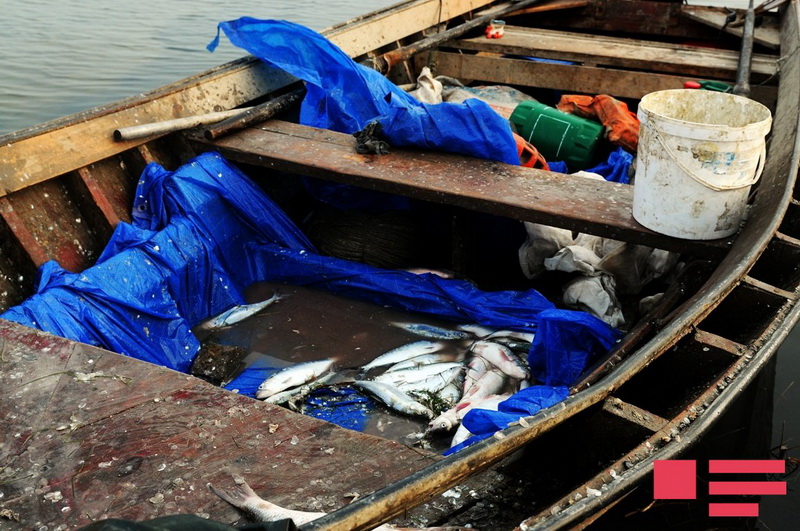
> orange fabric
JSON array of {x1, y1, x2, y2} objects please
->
[
  {"x1": 513, "y1": 133, "x2": 550, "y2": 170},
  {"x1": 557, "y1": 94, "x2": 639, "y2": 153}
]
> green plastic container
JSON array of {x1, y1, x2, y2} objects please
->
[{"x1": 509, "y1": 101, "x2": 605, "y2": 170}]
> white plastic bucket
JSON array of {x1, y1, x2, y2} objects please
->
[{"x1": 632, "y1": 89, "x2": 772, "y2": 240}]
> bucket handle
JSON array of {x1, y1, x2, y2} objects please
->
[{"x1": 645, "y1": 122, "x2": 766, "y2": 192}]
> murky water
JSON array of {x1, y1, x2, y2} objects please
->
[
  {"x1": 205, "y1": 282, "x2": 502, "y2": 451},
  {"x1": 2, "y1": 0, "x2": 798, "y2": 527}
]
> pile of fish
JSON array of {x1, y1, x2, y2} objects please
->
[{"x1": 255, "y1": 321, "x2": 534, "y2": 448}]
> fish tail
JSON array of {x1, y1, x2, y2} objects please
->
[{"x1": 208, "y1": 474, "x2": 260, "y2": 509}]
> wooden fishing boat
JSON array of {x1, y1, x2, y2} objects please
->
[{"x1": 1, "y1": 0, "x2": 798, "y2": 529}]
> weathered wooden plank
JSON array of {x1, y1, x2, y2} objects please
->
[
  {"x1": 0, "y1": 63, "x2": 296, "y2": 200},
  {"x1": 192, "y1": 120, "x2": 730, "y2": 258},
  {"x1": 602, "y1": 397, "x2": 668, "y2": 433},
  {"x1": 449, "y1": 26, "x2": 778, "y2": 79},
  {"x1": 325, "y1": 0, "x2": 496, "y2": 58},
  {"x1": 531, "y1": 0, "x2": 709, "y2": 38},
  {"x1": 422, "y1": 51, "x2": 778, "y2": 106},
  {"x1": 693, "y1": 328, "x2": 746, "y2": 356},
  {"x1": 0, "y1": 319, "x2": 447, "y2": 528},
  {"x1": 75, "y1": 167, "x2": 122, "y2": 232},
  {"x1": 0, "y1": 197, "x2": 50, "y2": 267},
  {"x1": 681, "y1": 5, "x2": 781, "y2": 49},
  {"x1": 0, "y1": 179, "x2": 104, "y2": 272},
  {"x1": 742, "y1": 274, "x2": 795, "y2": 300},
  {"x1": 508, "y1": 0, "x2": 591, "y2": 17}
]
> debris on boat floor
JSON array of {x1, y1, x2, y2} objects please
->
[{"x1": 191, "y1": 341, "x2": 246, "y2": 385}]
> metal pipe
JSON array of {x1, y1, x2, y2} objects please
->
[
  {"x1": 734, "y1": 0, "x2": 756, "y2": 97},
  {"x1": 112, "y1": 107, "x2": 254, "y2": 141}
]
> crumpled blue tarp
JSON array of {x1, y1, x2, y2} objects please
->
[
  {"x1": 548, "y1": 146, "x2": 632, "y2": 183},
  {"x1": 207, "y1": 18, "x2": 519, "y2": 166},
  {"x1": 2, "y1": 152, "x2": 618, "y2": 397},
  {"x1": 303, "y1": 387, "x2": 372, "y2": 432}
]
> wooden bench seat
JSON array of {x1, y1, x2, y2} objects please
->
[{"x1": 193, "y1": 120, "x2": 731, "y2": 258}]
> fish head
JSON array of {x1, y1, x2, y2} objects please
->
[{"x1": 428, "y1": 418, "x2": 454, "y2": 433}]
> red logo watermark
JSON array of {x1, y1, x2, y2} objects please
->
[{"x1": 653, "y1": 459, "x2": 787, "y2": 517}]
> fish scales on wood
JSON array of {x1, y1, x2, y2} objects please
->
[
  {"x1": 0, "y1": 320, "x2": 448, "y2": 528},
  {"x1": 195, "y1": 120, "x2": 731, "y2": 258}
]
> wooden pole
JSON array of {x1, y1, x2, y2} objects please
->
[
  {"x1": 734, "y1": 0, "x2": 756, "y2": 97},
  {"x1": 203, "y1": 88, "x2": 306, "y2": 140}
]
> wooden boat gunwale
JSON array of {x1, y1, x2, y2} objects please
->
[{"x1": 1, "y1": 1, "x2": 799, "y2": 529}]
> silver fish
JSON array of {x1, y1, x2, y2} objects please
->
[
  {"x1": 397, "y1": 366, "x2": 464, "y2": 395},
  {"x1": 470, "y1": 340, "x2": 529, "y2": 380},
  {"x1": 456, "y1": 323, "x2": 497, "y2": 338},
  {"x1": 462, "y1": 355, "x2": 490, "y2": 396},
  {"x1": 438, "y1": 378, "x2": 463, "y2": 408},
  {"x1": 404, "y1": 267, "x2": 455, "y2": 279},
  {"x1": 256, "y1": 359, "x2": 335, "y2": 399},
  {"x1": 263, "y1": 371, "x2": 339, "y2": 406},
  {"x1": 385, "y1": 352, "x2": 459, "y2": 372},
  {"x1": 353, "y1": 380, "x2": 434, "y2": 418},
  {"x1": 428, "y1": 392, "x2": 512, "y2": 434},
  {"x1": 461, "y1": 368, "x2": 507, "y2": 402},
  {"x1": 485, "y1": 329, "x2": 535, "y2": 343},
  {"x1": 391, "y1": 322, "x2": 472, "y2": 340},
  {"x1": 210, "y1": 474, "x2": 464, "y2": 530},
  {"x1": 209, "y1": 474, "x2": 327, "y2": 525},
  {"x1": 449, "y1": 394, "x2": 510, "y2": 447},
  {"x1": 199, "y1": 292, "x2": 283, "y2": 331},
  {"x1": 373, "y1": 362, "x2": 463, "y2": 387},
  {"x1": 361, "y1": 340, "x2": 445, "y2": 372}
]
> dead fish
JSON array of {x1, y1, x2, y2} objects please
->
[
  {"x1": 397, "y1": 366, "x2": 464, "y2": 395},
  {"x1": 485, "y1": 329, "x2": 535, "y2": 343},
  {"x1": 428, "y1": 392, "x2": 512, "y2": 434},
  {"x1": 353, "y1": 380, "x2": 434, "y2": 418},
  {"x1": 449, "y1": 394, "x2": 510, "y2": 447},
  {"x1": 374, "y1": 362, "x2": 463, "y2": 387},
  {"x1": 405, "y1": 267, "x2": 455, "y2": 279},
  {"x1": 456, "y1": 323, "x2": 497, "y2": 338},
  {"x1": 391, "y1": 322, "x2": 472, "y2": 340},
  {"x1": 263, "y1": 371, "x2": 339, "y2": 406},
  {"x1": 438, "y1": 378, "x2": 463, "y2": 408},
  {"x1": 256, "y1": 359, "x2": 335, "y2": 399},
  {"x1": 470, "y1": 340, "x2": 529, "y2": 381},
  {"x1": 361, "y1": 340, "x2": 445, "y2": 372},
  {"x1": 199, "y1": 292, "x2": 283, "y2": 331},
  {"x1": 209, "y1": 474, "x2": 326, "y2": 525},
  {"x1": 385, "y1": 352, "x2": 459, "y2": 372},
  {"x1": 461, "y1": 368, "x2": 507, "y2": 402},
  {"x1": 462, "y1": 355, "x2": 491, "y2": 396},
  {"x1": 210, "y1": 474, "x2": 470, "y2": 530}
]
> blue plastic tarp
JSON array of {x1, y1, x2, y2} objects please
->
[
  {"x1": 3, "y1": 152, "x2": 618, "y2": 399},
  {"x1": 207, "y1": 18, "x2": 519, "y2": 166},
  {"x1": 548, "y1": 146, "x2": 632, "y2": 183}
]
